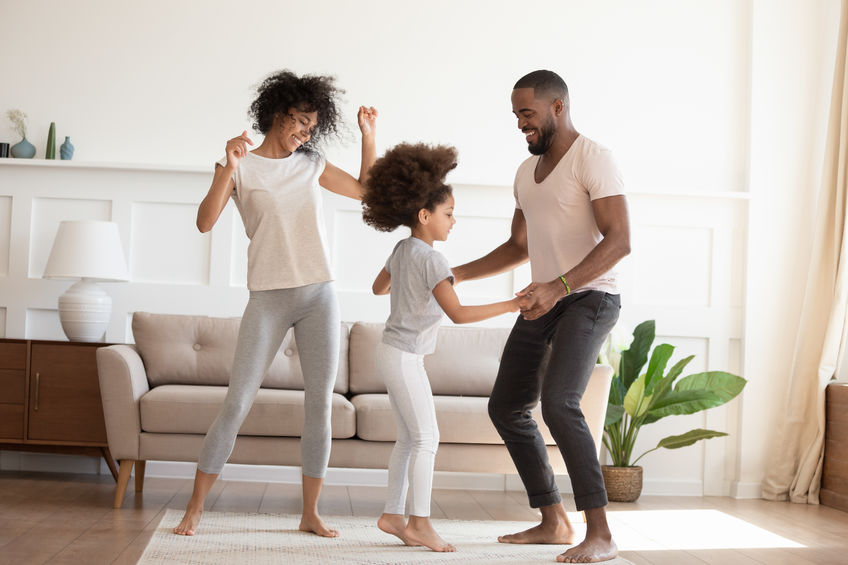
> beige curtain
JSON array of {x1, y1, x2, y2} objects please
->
[{"x1": 762, "y1": 0, "x2": 848, "y2": 504}]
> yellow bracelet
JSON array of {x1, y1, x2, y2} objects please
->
[{"x1": 559, "y1": 275, "x2": 571, "y2": 295}]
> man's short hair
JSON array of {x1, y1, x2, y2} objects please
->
[{"x1": 514, "y1": 70, "x2": 568, "y2": 103}]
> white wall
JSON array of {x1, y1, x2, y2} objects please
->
[{"x1": 0, "y1": 0, "x2": 841, "y2": 497}]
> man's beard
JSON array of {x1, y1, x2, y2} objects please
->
[{"x1": 527, "y1": 116, "x2": 556, "y2": 155}]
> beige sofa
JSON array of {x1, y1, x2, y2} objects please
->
[{"x1": 97, "y1": 312, "x2": 613, "y2": 508}]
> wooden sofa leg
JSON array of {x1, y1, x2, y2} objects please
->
[
  {"x1": 114, "y1": 460, "x2": 134, "y2": 508},
  {"x1": 135, "y1": 460, "x2": 146, "y2": 493}
]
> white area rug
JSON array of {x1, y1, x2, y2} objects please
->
[{"x1": 139, "y1": 509, "x2": 634, "y2": 564}]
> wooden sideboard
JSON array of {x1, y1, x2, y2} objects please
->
[
  {"x1": 822, "y1": 382, "x2": 848, "y2": 512},
  {"x1": 0, "y1": 339, "x2": 117, "y2": 480}
]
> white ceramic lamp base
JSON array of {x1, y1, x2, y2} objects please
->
[{"x1": 57, "y1": 279, "x2": 112, "y2": 342}]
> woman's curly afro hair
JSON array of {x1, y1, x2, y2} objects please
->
[
  {"x1": 248, "y1": 70, "x2": 345, "y2": 156},
  {"x1": 362, "y1": 143, "x2": 458, "y2": 232}
]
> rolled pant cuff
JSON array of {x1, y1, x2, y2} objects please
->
[
  {"x1": 528, "y1": 490, "x2": 563, "y2": 509},
  {"x1": 574, "y1": 490, "x2": 608, "y2": 511}
]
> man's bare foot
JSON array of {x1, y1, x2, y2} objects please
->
[
  {"x1": 173, "y1": 505, "x2": 203, "y2": 536},
  {"x1": 556, "y1": 537, "x2": 618, "y2": 563},
  {"x1": 498, "y1": 521, "x2": 576, "y2": 545},
  {"x1": 404, "y1": 516, "x2": 456, "y2": 552},
  {"x1": 299, "y1": 512, "x2": 339, "y2": 538},
  {"x1": 377, "y1": 513, "x2": 418, "y2": 546}
]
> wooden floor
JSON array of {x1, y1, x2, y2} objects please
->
[{"x1": 1, "y1": 470, "x2": 847, "y2": 564}]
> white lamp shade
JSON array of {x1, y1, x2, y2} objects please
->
[{"x1": 43, "y1": 221, "x2": 129, "y2": 281}]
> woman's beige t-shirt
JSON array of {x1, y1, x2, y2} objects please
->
[
  {"x1": 217, "y1": 151, "x2": 332, "y2": 291},
  {"x1": 513, "y1": 135, "x2": 624, "y2": 294}
]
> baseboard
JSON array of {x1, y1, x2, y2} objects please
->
[
  {"x1": 146, "y1": 461, "x2": 512, "y2": 490},
  {"x1": 0, "y1": 450, "x2": 110, "y2": 475},
  {"x1": 0, "y1": 451, "x2": 725, "y2": 497},
  {"x1": 730, "y1": 481, "x2": 764, "y2": 499}
]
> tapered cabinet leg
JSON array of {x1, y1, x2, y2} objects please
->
[
  {"x1": 135, "y1": 460, "x2": 146, "y2": 492},
  {"x1": 114, "y1": 460, "x2": 133, "y2": 508}
]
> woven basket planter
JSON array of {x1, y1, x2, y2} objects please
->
[{"x1": 602, "y1": 465, "x2": 643, "y2": 502}]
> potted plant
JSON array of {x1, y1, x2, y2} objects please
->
[{"x1": 601, "y1": 320, "x2": 746, "y2": 502}]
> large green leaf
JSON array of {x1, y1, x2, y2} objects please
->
[
  {"x1": 604, "y1": 404, "x2": 625, "y2": 426},
  {"x1": 623, "y1": 374, "x2": 651, "y2": 418},
  {"x1": 645, "y1": 355, "x2": 695, "y2": 411},
  {"x1": 608, "y1": 375, "x2": 625, "y2": 407},
  {"x1": 656, "y1": 428, "x2": 728, "y2": 449},
  {"x1": 619, "y1": 320, "x2": 654, "y2": 390},
  {"x1": 642, "y1": 389, "x2": 722, "y2": 423},
  {"x1": 674, "y1": 371, "x2": 746, "y2": 403},
  {"x1": 663, "y1": 355, "x2": 695, "y2": 385},
  {"x1": 644, "y1": 344, "x2": 674, "y2": 395}
]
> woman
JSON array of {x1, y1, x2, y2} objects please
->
[{"x1": 174, "y1": 70, "x2": 377, "y2": 537}]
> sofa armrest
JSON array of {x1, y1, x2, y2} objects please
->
[
  {"x1": 97, "y1": 345, "x2": 150, "y2": 461},
  {"x1": 583, "y1": 364, "x2": 614, "y2": 458}
]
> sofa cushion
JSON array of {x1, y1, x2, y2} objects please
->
[
  {"x1": 140, "y1": 385, "x2": 355, "y2": 439},
  {"x1": 349, "y1": 322, "x2": 511, "y2": 396},
  {"x1": 132, "y1": 312, "x2": 349, "y2": 394},
  {"x1": 351, "y1": 393, "x2": 556, "y2": 445}
]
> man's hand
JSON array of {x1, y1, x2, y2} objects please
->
[{"x1": 516, "y1": 280, "x2": 564, "y2": 320}]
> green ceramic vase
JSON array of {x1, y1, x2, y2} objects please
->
[{"x1": 46, "y1": 122, "x2": 56, "y2": 159}]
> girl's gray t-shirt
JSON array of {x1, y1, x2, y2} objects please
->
[{"x1": 382, "y1": 237, "x2": 454, "y2": 355}]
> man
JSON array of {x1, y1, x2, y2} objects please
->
[{"x1": 453, "y1": 70, "x2": 630, "y2": 563}]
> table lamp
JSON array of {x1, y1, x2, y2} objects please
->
[{"x1": 42, "y1": 220, "x2": 129, "y2": 342}]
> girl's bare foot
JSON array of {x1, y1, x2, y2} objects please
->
[
  {"x1": 173, "y1": 505, "x2": 203, "y2": 536},
  {"x1": 404, "y1": 516, "x2": 456, "y2": 552},
  {"x1": 299, "y1": 512, "x2": 339, "y2": 538},
  {"x1": 377, "y1": 513, "x2": 418, "y2": 545}
]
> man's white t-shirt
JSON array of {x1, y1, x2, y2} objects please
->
[
  {"x1": 217, "y1": 151, "x2": 332, "y2": 291},
  {"x1": 513, "y1": 135, "x2": 624, "y2": 294}
]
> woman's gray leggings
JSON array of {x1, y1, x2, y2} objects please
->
[{"x1": 197, "y1": 282, "x2": 340, "y2": 478}]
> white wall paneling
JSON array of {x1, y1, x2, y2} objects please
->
[
  {"x1": 0, "y1": 196, "x2": 11, "y2": 277},
  {"x1": 130, "y1": 202, "x2": 211, "y2": 285}
]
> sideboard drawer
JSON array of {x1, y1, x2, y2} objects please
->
[
  {"x1": 0, "y1": 404, "x2": 24, "y2": 439},
  {"x1": 0, "y1": 370, "x2": 26, "y2": 403},
  {"x1": 0, "y1": 342, "x2": 27, "y2": 370}
]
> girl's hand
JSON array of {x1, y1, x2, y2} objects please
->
[
  {"x1": 358, "y1": 106, "x2": 378, "y2": 138},
  {"x1": 225, "y1": 130, "x2": 254, "y2": 168},
  {"x1": 508, "y1": 296, "x2": 521, "y2": 313}
]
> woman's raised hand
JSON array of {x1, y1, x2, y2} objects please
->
[
  {"x1": 358, "y1": 106, "x2": 378, "y2": 138},
  {"x1": 225, "y1": 130, "x2": 254, "y2": 168}
]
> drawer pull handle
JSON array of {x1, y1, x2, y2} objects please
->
[{"x1": 34, "y1": 372, "x2": 40, "y2": 411}]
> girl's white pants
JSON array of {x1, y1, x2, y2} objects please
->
[{"x1": 376, "y1": 341, "x2": 440, "y2": 517}]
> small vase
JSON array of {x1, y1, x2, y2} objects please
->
[
  {"x1": 10, "y1": 137, "x2": 35, "y2": 158},
  {"x1": 60, "y1": 136, "x2": 75, "y2": 160},
  {"x1": 46, "y1": 122, "x2": 56, "y2": 159}
]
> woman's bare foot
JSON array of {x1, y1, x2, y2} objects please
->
[
  {"x1": 299, "y1": 511, "x2": 339, "y2": 538},
  {"x1": 404, "y1": 516, "x2": 456, "y2": 552},
  {"x1": 173, "y1": 505, "x2": 203, "y2": 536},
  {"x1": 377, "y1": 513, "x2": 418, "y2": 545},
  {"x1": 173, "y1": 468, "x2": 218, "y2": 536},
  {"x1": 556, "y1": 536, "x2": 618, "y2": 563}
]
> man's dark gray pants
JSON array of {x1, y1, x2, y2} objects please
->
[{"x1": 488, "y1": 290, "x2": 620, "y2": 511}]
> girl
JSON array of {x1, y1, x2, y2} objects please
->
[
  {"x1": 174, "y1": 70, "x2": 377, "y2": 537},
  {"x1": 362, "y1": 143, "x2": 520, "y2": 552}
]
